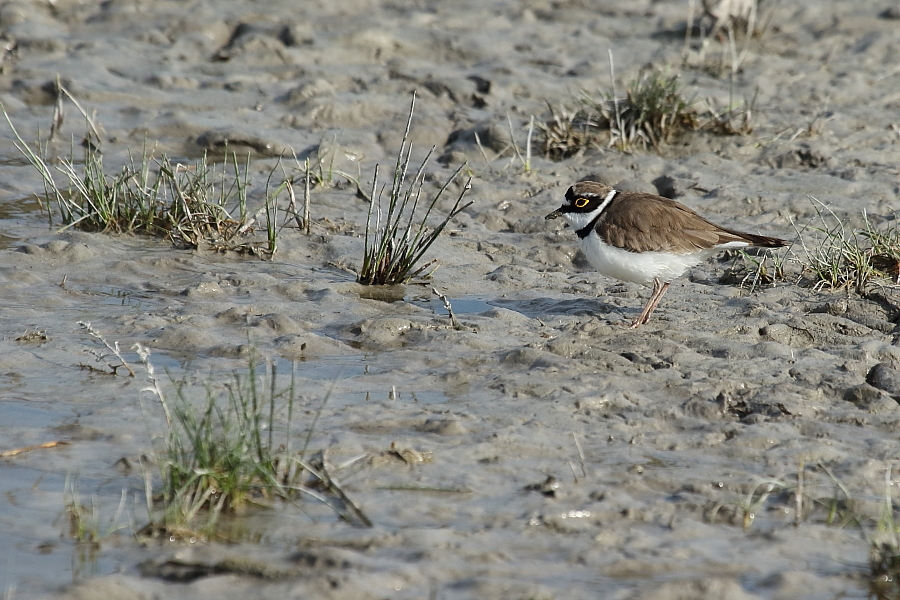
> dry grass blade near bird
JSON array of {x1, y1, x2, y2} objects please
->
[{"x1": 546, "y1": 181, "x2": 787, "y2": 328}]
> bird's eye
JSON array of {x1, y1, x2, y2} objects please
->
[{"x1": 574, "y1": 197, "x2": 590, "y2": 208}]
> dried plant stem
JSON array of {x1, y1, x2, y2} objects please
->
[
  {"x1": 56, "y1": 78, "x2": 102, "y2": 143},
  {"x1": 572, "y1": 432, "x2": 587, "y2": 478},
  {"x1": 304, "y1": 158, "x2": 311, "y2": 235},
  {"x1": 78, "y1": 321, "x2": 135, "y2": 377},
  {"x1": 608, "y1": 49, "x2": 625, "y2": 150},
  {"x1": 432, "y1": 287, "x2": 462, "y2": 329}
]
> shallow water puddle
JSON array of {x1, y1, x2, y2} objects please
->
[
  {"x1": 1, "y1": 402, "x2": 124, "y2": 596},
  {"x1": 62, "y1": 283, "x2": 156, "y2": 307},
  {"x1": 0, "y1": 466, "x2": 138, "y2": 595},
  {"x1": 276, "y1": 354, "x2": 367, "y2": 380},
  {"x1": 407, "y1": 295, "x2": 494, "y2": 316},
  {"x1": 0, "y1": 197, "x2": 47, "y2": 249},
  {"x1": 276, "y1": 355, "x2": 450, "y2": 405},
  {"x1": 1, "y1": 399, "x2": 73, "y2": 430},
  {"x1": 0, "y1": 197, "x2": 43, "y2": 217}
]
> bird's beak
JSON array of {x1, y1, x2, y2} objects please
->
[{"x1": 545, "y1": 208, "x2": 563, "y2": 220}]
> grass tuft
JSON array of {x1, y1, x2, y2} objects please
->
[
  {"x1": 536, "y1": 101, "x2": 598, "y2": 160},
  {"x1": 64, "y1": 474, "x2": 128, "y2": 546},
  {"x1": 720, "y1": 244, "x2": 788, "y2": 291},
  {"x1": 134, "y1": 345, "x2": 371, "y2": 538},
  {"x1": 698, "y1": 88, "x2": 758, "y2": 136},
  {"x1": 537, "y1": 60, "x2": 759, "y2": 159},
  {"x1": 538, "y1": 67, "x2": 701, "y2": 157},
  {"x1": 584, "y1": 65, "x2": 696, "y2": 152},
  {"x1": 867, "y1": 467, "x2": 900, "y2": 600},
  {"x1": 794, "y1": 200, "x2": 900, "y2": 293},
  {"x1": 357, "y1": 92, "x2": 473, "y2": 285},
  {"x1": 3, "y1": 104, "x2": 294, "y2": 257},
  {"x1": 707, "y1": 460, "x2": 900, "y2": 597}
]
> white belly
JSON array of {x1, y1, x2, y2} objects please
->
[{"x1": 579, "y1": 235, "x2": 733, "y2": 285}]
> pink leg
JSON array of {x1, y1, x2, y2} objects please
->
[{"x1": 629, "y1": 279, "x2": 671, "y2": 329}]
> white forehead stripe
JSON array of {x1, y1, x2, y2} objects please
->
[
  {"x1": 596, "y1": 188, "x2": 617, "y2": 212},
  {"x1": 582, "y1": 188, "x2": 618, "y2": 221}
]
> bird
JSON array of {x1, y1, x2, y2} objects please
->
[{"x1": 545, "y1": 181, "x2": 787, "y2": 328}]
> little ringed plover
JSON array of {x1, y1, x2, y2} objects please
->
[{"x1": 545, "y1": 181, "x2": 787, "y2": 328}]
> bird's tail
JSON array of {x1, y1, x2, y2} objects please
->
[{"x1": 726, "y1": 230, "x2": 788, "y2": 248}]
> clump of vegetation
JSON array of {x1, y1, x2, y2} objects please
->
[
  {"x1": 721, "y1": 201, "x2": 900, "y2": 295},
  {"x1": 707, "y1": 461, "x2": 874, "y2": 533},
  {"x1": 538, "y1": 67, "x2": 695, "y2": 157},
  {"x1": 584, "y1": 67, "x2": 696, "y2": 152},
  {"x1": 357, "y1": 92, "x2": 472, "y2": 285},
  {"x1": 866, "y1": 468, "x2": 900, "y2": 600},
  {"x1": 707, "y1": 461, "x2": 900, "y2": 598},
  {"x1": 683, "y1": 0, "x2": 779, "y2": 75},
  {"x1": 136, "y1": 345, "x2": 370, "y2": 538},
  {"x1": 64, "y1": 475, "x2": 128, "y2": 546},
  {"x1": 63, "y1": 474, "x2": 130, "y2": 580},
  {"x1": 537, "y1": 101, "x2": 598, "y2": 161},
  {"x1": 720, "y1": 245, "x2": 788, "y2": 291},
  {"x1": 3, "y1": 103, "x2": 296, "y2": 257},
  {"x1": 538, "y1": 63, "x2": 757, "y2": 158},
  {"x1": 794, "y1": 201, "x2": 900, "y2": 293},
  {"x1": 870, "y1": 539, "x2": 900, "y2": 600}
]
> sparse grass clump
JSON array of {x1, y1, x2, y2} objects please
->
[
  {"x1": 158, "y1": 362, "x2": 297, "y2": 531},
  {"x1": 869, "y1": 543, "x2": 900, "y2": 600},
  {"x1": 538, "y1": 101, "x2": 599, "y2": 160},
  {"x1": 708, "y1": 462, "x2": 900, "y2": 599},
  {"x1": 3, "y1": 105, "x2": 294, "y2": 257},
  {"x1": 538, "y1": 63, "x2": 757, "y2": 159},
  {"x1": 720, "y1": 245, "x2": 788, "y2": 291},
  {"x1": 64, "y1": 475, "x2": 128, "y2": 545},
  {"x1": 63, "y1": 474, "x2": 129, "y2": 579},
  {"x1": 722, "y1": 200, "x2": 900, "y2": 294},
  {"x1": 708, "y1": 461, "x2": 869, "y2": 532},
  {"x1": 581, "y1": 67, "x2": 697, "y2": 152},
  {"x1": 357, "y1": 93, "x2": 473, "y2": 285},
  {"x1": 135, "y1": 346, "x2": 370, "y2": 538},
  {"x1": 795, "y1": 201, "x2": 900, "y2": 293},
  {"x1": 539, "y1": 67, "x2": 696, "y2": 157},
  {"x1": 866, "y1": 468, "x2": 900, "y2": 600},
  {"x1": 683, "y1": 0, "x2": 778, "y2": 77},
  {"x1": 139, "y1": 349, "x2": 302, "y2": 536}
]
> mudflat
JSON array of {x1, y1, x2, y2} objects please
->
[{"x1": 1, "y1": 1, "x2": 899, "y2": 598}]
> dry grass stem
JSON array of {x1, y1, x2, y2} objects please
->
[
  {"x1": 572, "y1": 432, "x2": 588, "y2": 478},
  {"x1": 506, "y1": 112, "x2": 534, "y2": 173},
  {"x1": 77, "y1": 321, "x2": 135, "y2": 377},
  {"x1": 0, "y1": 440, "x2": 69, "y2": 458},
  {"x1": 432, "y1": 287, "x2": 462, "y2": 329}
]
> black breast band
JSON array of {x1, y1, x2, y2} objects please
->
[{"x1": 575, "y1": 212, "x2": 604, "y2": 239}]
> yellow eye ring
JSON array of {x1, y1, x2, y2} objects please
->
[{"x1": 574, "y1": 197, "x2": 590, "y2": 208}]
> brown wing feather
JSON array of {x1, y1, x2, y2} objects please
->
[{"x1": 597, "y1": 193, "x2": 787, "y2": 253}]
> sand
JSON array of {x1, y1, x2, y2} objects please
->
[{"x1": 1, "y1": 0, "x2": 900, "y2": 598}]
